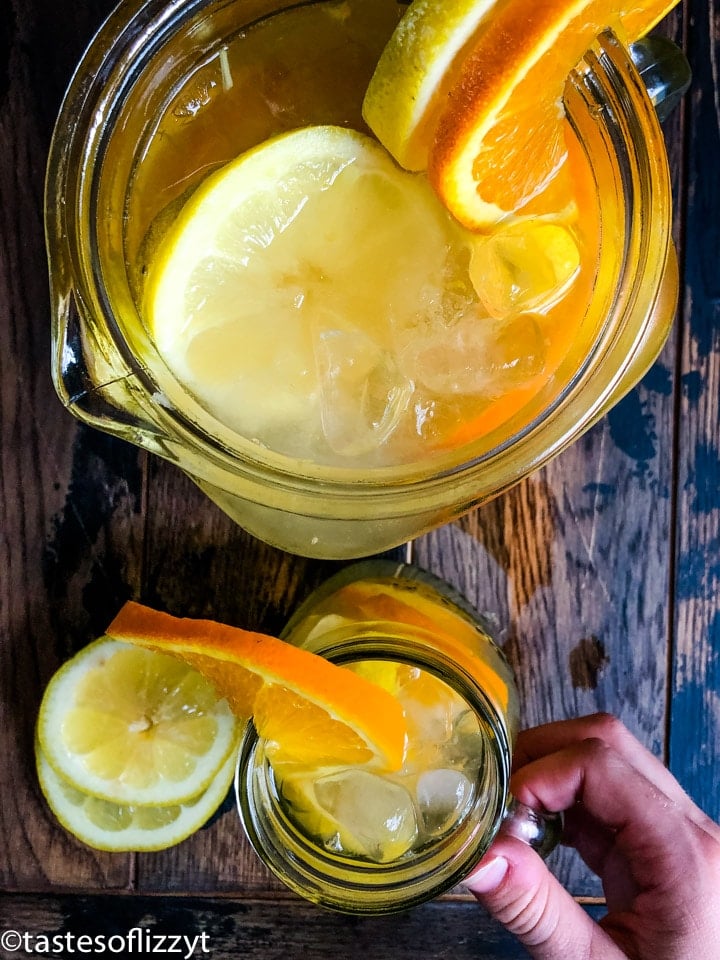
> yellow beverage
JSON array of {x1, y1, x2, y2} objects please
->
[
  {"x1": 128, "y1": 0, "x2": 601, "y2": 467},
  {"x1": 275, "y1": 566, "x2": 519, "y2": 871},
  {"x1": 47, "y1": 0, "x2": 678, "y2": 556},
  {"x1": 275, "y1": 660, "x2": 503, "y2": 863},
  {"x1": 235, "y1": 562, "x2": 558, "y2": 914}
]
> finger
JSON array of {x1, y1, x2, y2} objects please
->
[
  {"x1": 513, "y1": 713, "x2": 691, "y2": 808},
  {"x1": 465, "y1": 836, "x2": 625, "y2": 960},
  {"x1": 511, "y1": 738, "x2": 692, "y2": 866},
  {"x1": 561, "y1": 803, "x2": 617, "y2": 874}
]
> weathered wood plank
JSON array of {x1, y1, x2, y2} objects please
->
[
  {"x1": 669, "y1": 0, "x2": 720, "y2": 821},
  {"x1": 0, "y1": 893, "x2": 607, "y2": 960},
  {"x1": 0, "y1": 0, "x2": 140, "y2": 891},
  {"x1": 0, "y1": 7, "x2": 713, "y2": 955},
  {"x1": 133, "y1": 464, "x2": 345, "y2": 633}
]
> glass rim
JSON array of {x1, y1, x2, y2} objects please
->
[{"x1": 233, "y1": 633, "x2": 512, "y2": 914}]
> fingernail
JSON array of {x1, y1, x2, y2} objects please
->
[{"x1": 465, "y1": 856, "x2": 509, "y2": 894}]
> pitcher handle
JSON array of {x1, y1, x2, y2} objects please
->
[{"x1": 629, "y1": 34, "x2": 692, "y2": 122}]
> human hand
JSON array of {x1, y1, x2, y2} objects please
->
[{"x1": 465, "y1": 713, "x2": 720, "y2": 959}]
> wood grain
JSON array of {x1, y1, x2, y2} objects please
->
[
  {"x1": 669, "y1": 0, "x2": 720, "y2": 822},
  {"x1": 0, "y1": 0, "x2": 136, "y2": 891},
  {"x1": 1, "y1": 2, "x2": 718, "y2": 957},
  {"x1": 0, "y1": 893, "x2": 607, "y2": 960}
]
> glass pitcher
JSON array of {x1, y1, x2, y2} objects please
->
[{"x1": 45, "y1": 0, "x2": 689, "y2": 558}]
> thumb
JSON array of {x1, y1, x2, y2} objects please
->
[{"x1": 465, "y1": 837, "x2": 621, "y2": 960}]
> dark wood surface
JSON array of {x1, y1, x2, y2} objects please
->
[{"x1": 1, "y1": 0, "x2": 718, "y2": 957}]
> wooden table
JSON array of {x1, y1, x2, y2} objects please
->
[{"x1": 1, "y1": 1, "x2": 718, "y2": 956}]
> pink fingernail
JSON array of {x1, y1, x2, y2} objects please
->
[{"x1": 465, "y1": 856, "x2": 509, "y2": 894}]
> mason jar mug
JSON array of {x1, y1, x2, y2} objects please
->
[{"x1": 235, "y1": 561, "x2": 561, "y2": 914}]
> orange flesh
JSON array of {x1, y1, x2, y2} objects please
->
[{"x1": 107, "y1": 601, "x2": 408, "y2": 770}]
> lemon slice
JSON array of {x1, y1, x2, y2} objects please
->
[
  {"x1": 144, "y1": 124, "x2": 465, "y2": 459},
  {"x1": 36, "y1": 743, "x2": 236, "y2": 852},
  {"x1": 362, "y1": 0, "x2": 501, "y2": 171},
  {"x1": 37, "y1": 638, "x2": 240, "y2": 806}
]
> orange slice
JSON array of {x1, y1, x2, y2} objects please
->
[
  {"x1": 106, "y1": 602, "x2": 407, "y2": 771},
  {"x1": 429, "y1": 0, "x2": 681, "y2": 228},
  {"x1": 364, "y1": 0, "x2": 680, "y2": 230},
  {"x1": 295, "y1": 580, "x2": 511, "y2": 716}
]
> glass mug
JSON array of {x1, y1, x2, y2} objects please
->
[
  {"x1": 45, "y1": 0, "x2": 689, "y2": 559},
  {"x1": 235, "y1": 561, "x2": 561, "y2": 914}
]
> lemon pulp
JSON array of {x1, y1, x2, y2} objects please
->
[
  {"x1": 37, "y1": 638, "x2": 240, "y2": 806},
  {"x1": 36, "y1": 744, "x2": 236, "y2": 851},
  {"x1": 145, "y1": 124, "x2": 475, "y2": 464}
]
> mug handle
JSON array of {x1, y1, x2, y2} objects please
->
[{"x1": 500, "y1": 797, "x2": 564, "y2": 859}]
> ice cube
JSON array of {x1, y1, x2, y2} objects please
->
[
  {"x1": 415, "y1": 768, "x2": 474, "y2": 837},
  {"x1": 314, "y1": 768, "x2": 418, "y2": 862},
  {"x1": 402, "y1": 681, "x2": 454, "y2": 744},
  {"x1": 315, "y1": 325, "x2": 414, "y2": 457},
  {"x1": 394, "y1": 668, "x2": 467, "y2": 775},
  {"x1": 444, "y1": 708, "x2": 487, "y2": 779},
  {"x1": 170, "y1": 45, "x2": 236, "y2": 122},
  {"x1": 469, "y1": 221, "x2": 580, "y2": 318},
  {"x1": 172, "y1": 74, "x2": 218, "y2": 120},
  {"x1": 400, "y1": 309, "x2": 546, "y2": 399}
]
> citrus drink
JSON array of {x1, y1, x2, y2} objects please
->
[
  {"x1": 274, "y1": 660, "x2": 500, "y2": 864},
  {"x1": 128, "y1": 0, "x2": 601, "y2": 468},
  {"x1": 48, "y1": 0, "x2": 678, "y2": 556},
  {"x1": 236, "y1": 561, "x2": 528, "y2": 912}
]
